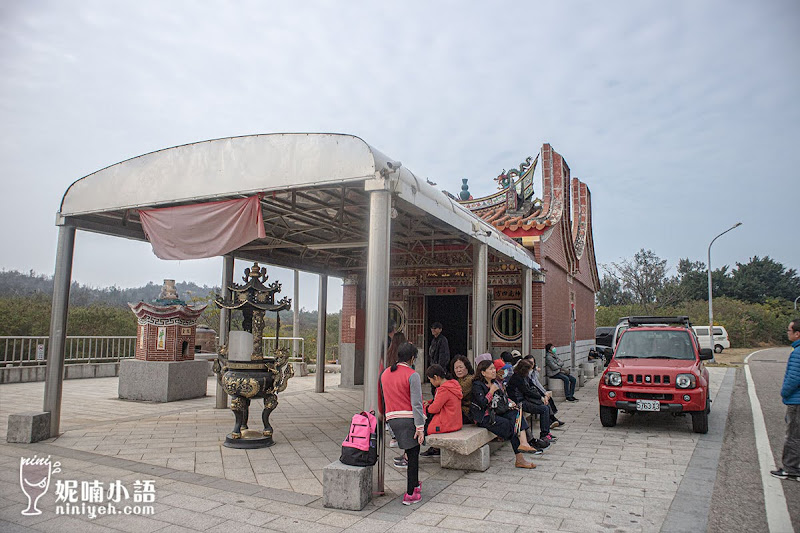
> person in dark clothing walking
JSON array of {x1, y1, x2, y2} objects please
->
[{"x1": 428, "y1": 322, "x2": 450, "y2": 395}]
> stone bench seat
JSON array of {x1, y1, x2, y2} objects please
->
[{"x1": 425, "y1": 425, "x2": 495, "y2": 471}]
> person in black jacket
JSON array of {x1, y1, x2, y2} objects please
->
[
  {"x1": 470, "y1": 360, "x2": 539, "y2": 469},
  {"x1": 523, "y1": 355, "x2": 565, "y2": 429},
  {"x1": 428, "y1": 322, "x2": 450, "y2": 396},
  {"x1": 506, "y1": 359, "x2": 556, "y2": 443}
]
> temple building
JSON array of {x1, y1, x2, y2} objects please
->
[{"x1": 339, "y1": 143, "x2": 599, "y2": 385}]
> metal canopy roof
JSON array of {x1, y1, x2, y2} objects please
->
[{"x1": 58, "y1": 133, "x2": 539, "y2": 277}]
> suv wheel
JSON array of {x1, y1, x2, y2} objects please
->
[
  {"x1": 600, "y1": 406, "x2": 618, "y2": 427},
  {"x1": 691, "y1": 408, "x2": 709, "y2": 434},
  {"x1": 714, "y1": 344, "x2": 724, "y2": 354}
]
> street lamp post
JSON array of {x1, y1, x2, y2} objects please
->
[{"x1": 707, "y1": 222, "x2": 742, "y2": 353}]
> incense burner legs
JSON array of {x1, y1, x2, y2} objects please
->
[{"x1": 221, "y1": 370, "x2": 278, "y2": 448}]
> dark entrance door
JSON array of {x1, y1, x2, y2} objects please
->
[{"x1": 425, "y1": 295, "x2": 469, "y2": 371}]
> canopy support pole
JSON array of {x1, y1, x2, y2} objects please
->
[
  {"x1": 216, "y1": 254, "x2": 234, "y2": 409},
  {"x1": 364, "y1": 176, "x2": 391, "y2": 495},
  {"x1": 293, "y1": 270, "x2": 300, "y2": 361},
  {"x1": 472, "y1": 242, "x2": 488, "y2": 358},
  {"x1": 43, "y1": 223, "x2": 76, "y2": 437},
  {"x1": 316, "y1": 274, "x2": 327, "y2": 393},
  {"x1": 522, "y1": 268, "x2": 533, "y2": 357}
]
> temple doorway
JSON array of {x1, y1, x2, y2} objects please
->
[{"x1": 424, "y1": 295, "x2": 468, "y2": 371}]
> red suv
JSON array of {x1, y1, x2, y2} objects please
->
[{"x1": 598, "y1": 316, "x2": 714, "y2": 433}]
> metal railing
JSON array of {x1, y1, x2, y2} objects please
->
[
  {"x1": 262, "y1": 336, "x2": 305, "y2": 362},
  {"x1": 1, "y1": 336, "x2": 137, "y2": 367},
  {"x1": 1, "y1": 335, "x2": 306, "y2": 367}
]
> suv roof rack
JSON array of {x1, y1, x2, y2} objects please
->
[{"x1": 627, "y1": 316, "x2": 691, "y2": 327}]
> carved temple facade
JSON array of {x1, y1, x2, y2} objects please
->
[{"x1": 339, "y1": 143, "x2": 600, "y2": 387}]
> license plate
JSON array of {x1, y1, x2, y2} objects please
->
[{"x1": 636, "y1": 399, "x2": 660, "y2": 412}]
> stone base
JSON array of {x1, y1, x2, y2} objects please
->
[
  {"x1": 322, "y1": 460, "x2": 372, "y2": 510},
  {"x1": 594, "y1": 358, "x2": 605, "y2": 373},
  {"x1": 440, "y1": 444, "x2": 490, "y2": 471},
  {"x1": 548, "y1": 377, "x2": 567, "y2": 399},
  {"x1": 223, "y1": 429, "x2": 274, "y2": 449},
  {"x1": 291, "y1": 361, "x2": 308, "y2": 377},
  {"x1": 576, "y1": 369, "x2": 586, "y2": 387},
  {"x1": 581, "y1": 362, "x2": 596, "y2": 378},
  {"x1": 7, "y1": 412, "x2": 50, "y2": 443},
  {"x1": 118, "y1": 359, "x2": 208, "y2": 402}
]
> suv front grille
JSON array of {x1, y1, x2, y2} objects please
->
[
  {"x1": 626, "y1": 392, "x2": 674, "y2": 400},
  {"x1": 626, "y1": 374, "x2": 670, "y2": 385}
]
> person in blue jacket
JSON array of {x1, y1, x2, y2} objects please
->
[{"x1": 771, "y1": 319, "x2": 800, "y2": 481}]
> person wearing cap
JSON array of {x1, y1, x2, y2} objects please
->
[{"x1": 496, "y1": 352, "x2": 514, "y2": 384}]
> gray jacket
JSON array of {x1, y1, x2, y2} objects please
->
[{"x1": 545, "y1": 352, "x2": 567, "y2": 378}]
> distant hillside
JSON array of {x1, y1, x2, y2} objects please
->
[
  {"x1": 0, "y1": 269, "x2": 340, "y2": 361},
  {"x1": 0, "y1": 269, "x2": 218, "y2": 308}
]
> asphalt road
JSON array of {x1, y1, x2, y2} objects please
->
[{"x1": 709, "y1": 347, "x2": 799, "y2": 533}]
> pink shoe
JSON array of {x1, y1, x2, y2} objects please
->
[
  {"x1": 413, "y1": 482, "x2": 422, "y2": 496},
  {"x1": 402, "y1": 491, "x2": 421, "y2": 505}
]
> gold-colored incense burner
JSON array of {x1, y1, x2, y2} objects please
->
[{"x1": 213, "y1": 262, "x2": 293, "y2": 448}]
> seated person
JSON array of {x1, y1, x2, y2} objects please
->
[
  {"x1": 545, "y1": 343, "x2": 578, "y2": 401},
  {"x1": 506, "y1": 359, "x2": 556, "y2": 444},
  {"x1": 496, "y1": 351, "x2": 515, "y2": 384},
  {"x1": 451, "y1": 355, "x2": 475, "y2": 425},
  {"x1": 421, "y1": 364, "x2": 463, "y2": 457},
  {"x1": 470, "y1": 360, "x2": 541, "y2": 469},
  {"x1": 524, "y1": 355, "x2": 565, "y2": 428}
]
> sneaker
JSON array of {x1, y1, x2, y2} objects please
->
[
  {"x1": 402, "y1": 491, "x2": 421, "y2": 505},
  {"x1": 413, "y1": 481, "x2": 422, "y2": 496},
  {"x1": 389, "y1": 439, "x2": 398, "y2": 448},
  {"x1": 420, "y1": 447, "x2": 440, "y2": 457},
  {"x1": 393, "y1": 456, "x2": 408, "y2": 469},
  {"x1": 543, "y1": 433, "x2": 557, "y2": 442},
  {"x1": 552, "y1": 419, "x2": 565, "y2": 428},
  {"x1": 770, "y1": 469, "x2": 800, "y2": 481}
]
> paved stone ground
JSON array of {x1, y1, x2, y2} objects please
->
[{"x1": 0, "y1": 368, "x2": 729, "y2": 532}]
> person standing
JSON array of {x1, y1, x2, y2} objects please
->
[
  {"x1": 771, "y1": 319, "x2": 800, "y2": 481},
  {"x1": 545, "y1": 343, "x2": 578, "y2": 401},
  {"x1": 428, "y1": 322, "x2": 450, "y2": 395},
  {"x1": 380, "y1": 342, "x2": 425, "y2": 505}
]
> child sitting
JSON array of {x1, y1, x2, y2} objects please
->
[{"x1": 420, "y1": 364, "x2": 463, "y2": 457}]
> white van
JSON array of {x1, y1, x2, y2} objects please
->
[{"x1": 692, "y1": 326, "x2": 730, "y2": 353}]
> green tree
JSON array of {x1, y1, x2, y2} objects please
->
[
  {"x1": 605, "y1": 249, "x2": 668, "y2": 313},
  {"x1": 596, "y1": 272, "x2": 632, "y2": 307},
  {"x1": 729, "y1": 256, "x2": 800, "y2": 303}
]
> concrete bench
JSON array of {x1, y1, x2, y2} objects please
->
[{"x1": 425, "y1": 425, "x2": 495, "y2": 471}]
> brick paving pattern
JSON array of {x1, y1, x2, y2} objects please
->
[{"x1": 0, "y1": 368, "x2": 728, "y2": 531}]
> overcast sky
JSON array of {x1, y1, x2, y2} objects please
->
[{"x1": 1, "y1": 1, "x2": 798, "y2": 312}]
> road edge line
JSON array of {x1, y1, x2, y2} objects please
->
[{"x1": 744, "y1": 349, "x2": 793, "y2": 533}]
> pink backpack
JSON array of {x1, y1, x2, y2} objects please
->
[{"x1": 340, "y1": 411, "x2": 378, "y2": 466}]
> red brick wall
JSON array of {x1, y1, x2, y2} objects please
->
[
  {"x1": 341, "y1": 284, "x2": 357, "y2": 344},
  {"x1": 135, "y1": 323, "x2": 196, "y2": 361}
]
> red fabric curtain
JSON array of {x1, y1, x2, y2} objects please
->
[{"x1": 139, "y1": 195, "x2": 266, "y2": 260}]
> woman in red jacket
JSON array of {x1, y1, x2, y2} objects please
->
[{"x1": 420, "y1": 364, "x2": 463, "y2": 457}]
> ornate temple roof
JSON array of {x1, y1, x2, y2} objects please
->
[{"x1": 128, "y1": 301, "x2": 207, "y2": 321}]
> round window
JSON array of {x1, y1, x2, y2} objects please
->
[
  {"x1": 492, "y1": 304, "x2": 522, "y2": 341},
  {"x1": 388, "y1": 304, "x2": 405, "y2": 333}
]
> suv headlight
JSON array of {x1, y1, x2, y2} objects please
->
[
  {"x1": 676, "y1": 373, "x2": 697, "y2": 389},
  {"x1": 605, "y1": 372, "x2": 622, "y2": 386}
]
